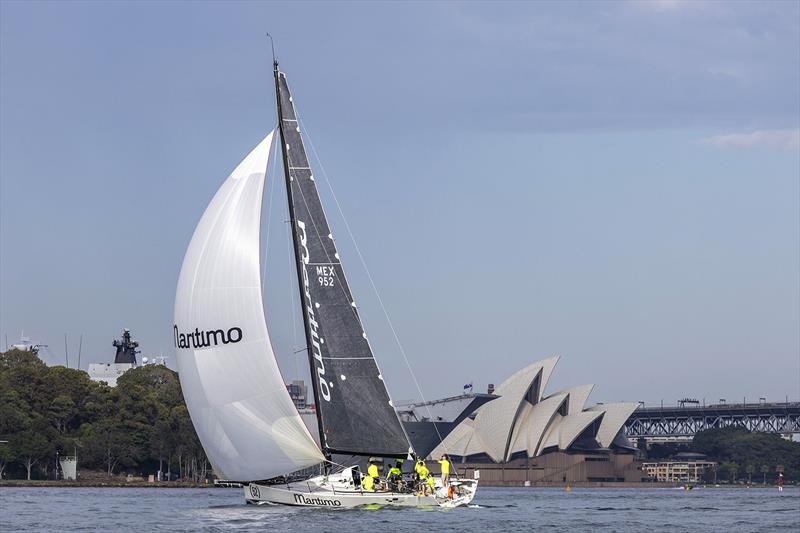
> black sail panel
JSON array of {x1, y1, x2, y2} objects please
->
[{"x1": 276, "y1": 69, "x2": 410, "y2": 457}]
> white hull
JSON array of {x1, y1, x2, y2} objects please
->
[{"x1": 244, "y1": 467, "x2": 477, "y2": 509}]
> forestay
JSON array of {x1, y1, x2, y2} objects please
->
[
  {"x1": 174, "y1": 131, "x2": 324, "y2": 481},
  {"x1": 276, "y1": 69, "x2": 410, "y2": 457}
]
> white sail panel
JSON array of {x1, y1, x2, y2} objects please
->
[{"x1": 174, "y1": 131, "x2": 324, "y2": 481}]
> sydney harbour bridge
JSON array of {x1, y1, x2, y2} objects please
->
[{"x1": 624, "y1": 400, "x2": 800, "y2": 442}]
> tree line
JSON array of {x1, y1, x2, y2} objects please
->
[
  {"x1": 648, "y1": 426, "x2": 800, "y2": 483},
  {"x1": 0, "y1": 348, "x2": 210, "y2": 481}
]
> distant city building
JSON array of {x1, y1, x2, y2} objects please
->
[
  {"x1": 288, "y1": 380, "x2": 319, "y2": 445},
  {"x1": 287, "y1": 380, "x2": 308, "y2": 409},
  {"x1": 642, "y1": 458, "x2": 716, "y2": 483}
]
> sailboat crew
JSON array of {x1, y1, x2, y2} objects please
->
[
  {"x1": 414, "y1": 459, "x2": 427, "y2": 481},
  {"x1": 438, "y1": 454, "x2": 451, "y2": 485},
  {"x1": 415, "y1": 460, "x2": 431, "y2": 494},
  {"x1": 362, "y1": 474, "x2": 375, "y2": 492},
  {"x1": 367, "y1": 461, "x2": 380, "y2": 480},
  {"x1": 425, "y1": 474, "x2": 435, "y2": 495},
  {"x1": 361, "y1": 459, "x2": 380, "y2": 491},
  {"x1": 387, "y1": 461, "x2": 403, "y2": 491}
]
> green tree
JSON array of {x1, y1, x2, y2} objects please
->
[
  {"x1": 729, "y1": 463, "x2": 739, "y2": 483},
  {"x1": 0, "y1": 348, "x2": 47, "y2": 372},
  {"x1": 0, "y1": 350, "x2": 48, "y2": 417},
  {"x1": 761, "y1": 464, "x2": 770, "y2": 485},
  {"x1": 11, "y1": 429, "x2": 53, "y2": 480},
  {"x1": 150, "y1": 417, "x2": 171, "y2": 477},
  {"x1": 692, "y1": 427, "x2": 800, "y2": 482},
  {"x1": 117, "y1": 365, "x2": 183, "y2": 407},
  {"x1": 81, "y1": 419, "x2": 139, "y2": 477},
  {"x1": 0, "y1": 349, "x2": 209, "y2": 481},
  {"x1": 0, "y1": 387, "x2": 32, "y2": 435},
  {"x1": 48, "y1": 395, "x2": 77, "y2": 434},
  {"x1": 0, "y1": 444, "x2": 15, "y2": 479}
]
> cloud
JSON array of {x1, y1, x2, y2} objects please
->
[{"x1": 700, "y1": 129, "x2": 800, "y2": 151}]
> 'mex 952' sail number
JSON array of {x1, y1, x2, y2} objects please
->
[{"x1": 316, "y1": 265, "x2": 335, "y2": 287}]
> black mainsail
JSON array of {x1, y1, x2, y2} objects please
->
[{"x1": 274, "y1": 64, "x2": 411, "y2": 458}]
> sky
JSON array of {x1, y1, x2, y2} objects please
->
[{"x1": 1, "y1": 0, "x2": 798, "y2": 407}]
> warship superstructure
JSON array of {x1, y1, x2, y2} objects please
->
[{"x1": 87, "y1": 329, "x2": 140, "y2": 386}]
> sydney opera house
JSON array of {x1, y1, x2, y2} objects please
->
[{"x1": 399, "y1": 356, "x2": 646, "y2": 485}]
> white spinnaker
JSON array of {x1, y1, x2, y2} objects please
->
[{"x1": 174, "y1": 131, "x2": 324, "y2": 480}]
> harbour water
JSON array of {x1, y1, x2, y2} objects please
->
[{"x1": 1, "y1": 486, "x2": 797, "y2": 532}]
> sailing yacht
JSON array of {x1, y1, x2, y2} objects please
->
[{"x1": 173, "y1": 60, "x2": 478, "y2": 508}]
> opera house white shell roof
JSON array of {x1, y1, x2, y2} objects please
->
[{"x1": 429, "y1": 357, "x2": 637, "y2": 462}]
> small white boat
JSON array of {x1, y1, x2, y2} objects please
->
[{"x1": 174, "y1": 54, "x2": 478, "y2": 509}]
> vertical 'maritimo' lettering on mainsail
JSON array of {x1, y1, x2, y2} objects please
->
[
  {"x1": 275, "y1": 65, "x2": 411, "y2": 457},
  {"x1": 297, "y1": 220, "x2": 330, "y2": 401}
]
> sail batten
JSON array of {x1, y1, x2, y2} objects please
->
[
  {"x1": 275, "y1": 67, "x2": 411, "y2": 458},
  {"x1": 174, "y1": 131, "x2": 325, "y2": 481}
]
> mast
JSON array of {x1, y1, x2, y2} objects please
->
[{"x1": 274, "y1": 60, "x2": 330, "y2": 461}]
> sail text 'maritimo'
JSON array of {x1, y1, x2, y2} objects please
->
[
  {"x1": 173, "y1": 325, "x2": 243, "y2": 349},
  {"x1": 296, "y1": 219, "x2": 330, "y2": 402}
]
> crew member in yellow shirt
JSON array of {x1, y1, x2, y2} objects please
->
[
  {"x1": 438, "y1": 454, "x2": 451, "y2": 485},
  {"x1": 415, "y1": 460, "x2": 430, "y2": 494},
  {"x1": 362, "y1": 473, "x2": 374, "y2": 491},
  {"x1": 362, "y1": 460, "x2": 380, "y2": 492},
  {"x1": 367, "y1": 462, "x2": 381, "y2": 485},
  {"x1": 425, "y1": 474, "x2": 435, "y2": 495}
]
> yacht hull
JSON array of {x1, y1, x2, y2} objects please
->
[{"x1": 244, "y1": 469, "x2": 477, "y2": 508}]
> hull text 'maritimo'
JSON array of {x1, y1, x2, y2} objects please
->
[{"x1": 173, "y1": 54, "x2": 477, "y2": 508}]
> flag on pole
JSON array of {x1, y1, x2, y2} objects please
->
[{"x1": 463, "y1": 382, "x2": 473, "y2": 393}]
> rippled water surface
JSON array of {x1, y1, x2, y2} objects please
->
[{"x1": 1, "y1": 486, "x2": 797, "y2": 532}]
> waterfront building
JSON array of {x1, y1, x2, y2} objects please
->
[
  {"x1": 286, "y1": 380, "x2": 308, "y2": 409},
  {"x1": 642, "y1": 459, "x2": 716, "y2": 483},
  {"x1": 286, "y1": 380, "x2": 319, "y2": 445}
]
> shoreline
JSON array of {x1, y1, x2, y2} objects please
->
[
  {"x1": 477, "y1": 481, "x2": 792, "y2": 489},
  {"x1": 0, "y1": 480, "x2": 211, "y2": 488},
  {"x1": 1, "y1": 480, "x2": 790, "y2": 489}
]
